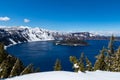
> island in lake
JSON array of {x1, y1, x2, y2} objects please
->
[{"x1": 55, "y1": 38, "x2": 88, "y2": 46}]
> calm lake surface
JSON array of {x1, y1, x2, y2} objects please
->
[{"x1": 7, "y1": 40, "x2": 120, "y2": 72}]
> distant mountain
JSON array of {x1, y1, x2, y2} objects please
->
[
  {"x1": 0, "y1": 26, "x2": 119, "y2": 47},
  {"x1": 0, "y1": 26, "x2": 54, "y2": 46},
  {"x1": 90, "y1": 31, "x2": 120, "y2": 37},
  {"x1": 54, "y1": 32, "x2": 109, "y2": 40}
]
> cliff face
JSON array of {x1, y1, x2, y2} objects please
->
[
  {"x1": 0, "y1": 26, "x2": 54, "y2": 46},
  {"x1": 0, "y1": 26, "x2": 113, "y2": 46}
]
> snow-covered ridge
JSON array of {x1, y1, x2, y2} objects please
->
[
  {"x1": 0, "y1": 26, "x2": 55, "y2": 46},
  {"x1": 0, "y1": 26, "x2": 117, "y2": 47},
  {"x1": 90, "y1": 31, "x2": 120, "y2": 36},
  {"x1": 5, "y1": 71, "x2": 120, "y2": 80}
]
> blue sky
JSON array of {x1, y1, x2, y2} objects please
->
[{"x1": 0, "y1": 0, "x2": 120, "y2": 32}]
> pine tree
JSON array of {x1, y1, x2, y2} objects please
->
[
  {"x1": 9, "y1": 58, "x2": 24, "y2": 77},
  {"x1": 94, "y1": 48, "x2": 107, "y2": 71},
  {"x1": 54, "y1": 59, "x2": 62, "y2": 71},
  {"x1": 69, "y1": 53, "x2": 85, "y2": 72},
  {"x1": 0, "y1": 43, "x2": 37, "y2": 79},
  {"x1": 0, "y1": 43, "x2": 8, "y2": 63},
  {"x1": 69, "y1": 56, "x2": 79, "y2": 72},
  {"x1": 69, "y1": 56, "x2": 78, "y2": 64},
  {"x1": 79, "y1": 53, "x2": 85, "y2": 62},
  {"x1": 85, "y1": 57, "x2": 93, "y2": 71},
  {"x1": 0, "y1": 67, "x2": 8, "y2": 78},
  {"x1": 20, "y1": 64, "x2": 33, "y2": 75},
  {"x1": 0, "y1": 55, "x2": 16, "y2": 78},
  {"x1": 105, "y1": 55, "x2": 112, "y2": 71},
  {"x1": 112, "y1": 47, "x2": 120, "y2": 71},
  {"x1": 0, "y1": 43, "x2": 4, "y2": 52},
  {"x1": 108, "y1": 35, "x2": 115, "y2": 55},
  {"x1": 78, "y1": 53, "x2": 85, "y2": 72}
]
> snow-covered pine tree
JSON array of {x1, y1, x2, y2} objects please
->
[
  {"x1": 85, "y1": 57, "x2": 93, "y2": 71},
  {"x1": 69, "y1": 56, "x2": 79, "y2": 72},
  {"x1": 54, "y1": 59, "x2": 62, "y2": 71}
]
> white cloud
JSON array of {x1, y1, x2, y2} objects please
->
[
  {"x1": 24, "y1": 18, "x2": 30, "y2": 23},
  {"x1": 0, "y1": 16, "x2": 10, "y2": 21}
]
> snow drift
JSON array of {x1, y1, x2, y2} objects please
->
[{"x1": 5, "y1": 71, "x2": 120, "y2": 80}]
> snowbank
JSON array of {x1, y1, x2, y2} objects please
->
[{"x1": 5, "y1": 71, "x2": 120, "y2": 80}]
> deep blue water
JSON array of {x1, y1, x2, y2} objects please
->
[{"x1": 7, "y1": 40, "x2": 120, "y2": 72}]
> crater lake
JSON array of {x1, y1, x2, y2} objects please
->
[{"x1": 7, "y1": 40, "x2": 120, "y2": 72}]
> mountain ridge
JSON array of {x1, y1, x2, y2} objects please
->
[
  {"x1": 0, "y1": 26, "x2": 54, "y2": 47},
  {"x1": 0, "y1": 26, "x2": 119, "y2": 47}
]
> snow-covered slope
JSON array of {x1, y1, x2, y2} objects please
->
[
  {"x1": 0, "y1": 26, "x2": 54, "y2": 46},
  {"x1": 5, "y1": 71, "x2": 120, "y2": 80},
  {"x1": 0, "y1": 26, "x2": 116, "y2": 47}
]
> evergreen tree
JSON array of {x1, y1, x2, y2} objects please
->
[
  {"x1": 0, "y1": 59, "x2": 8, "y2": 78},
  {"x1": 69, "y1": 56, "x2": 79, "y2": 72},
  {"x1": 0, "y1": 43, "x2": 8, "y2": 63},
  {"x1": 0, "y1": 43, "x2": 36, "y2": 79},
  {"x1": 9, "y1": 58, "x2": 24, "y2": 77},
  {"x1": 54, "y1": 59, "x2": 62, "y2": 71},
  {"x1": 20, "y1": 64, "x2": 33, "y2": 75},
  {"x1": 94, "y1": 48, "x2": 107, "y2": 71},
  {"x1": 85, "y1": 57, "x2": 93, "y2": 71},
  {"x1": 112, "y1": 47, "x2": 120, "y2": 71},
  {"x1": 79, "y1": 53, "x2": 85, "y2": 62},
  {"x1": 78, "y1": 53, "x2": 85, "y2": 72},
  {"x1": 0, "y1": 43, "x2": 4, "y2": 53},
  {"x1": 0, "y1": 55, "x2": 16, "y2": 78},
  {"x1": 108, "y1": 35, "x2": 115, "y2": 55},
  {"x1": 105, "y1": 55, "x2": 112, "y2": 71},
  {"x1": 69, "y1": 56, "x2": 78, "y2": 64},
  {"x1": 0, "y1": 67, "x2": 8, "y2": 78}
]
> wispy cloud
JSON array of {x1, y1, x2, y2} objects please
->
[
  {"x1": 0, "y1": 16, "x2": 10, "y2": 21},
  {"x1": 24, "y1": 18, "x2": 30, "y2": 23}
]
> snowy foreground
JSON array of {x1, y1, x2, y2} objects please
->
[{"x1": 5, "y1": 71, "x2": 120, "y2": 80}]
